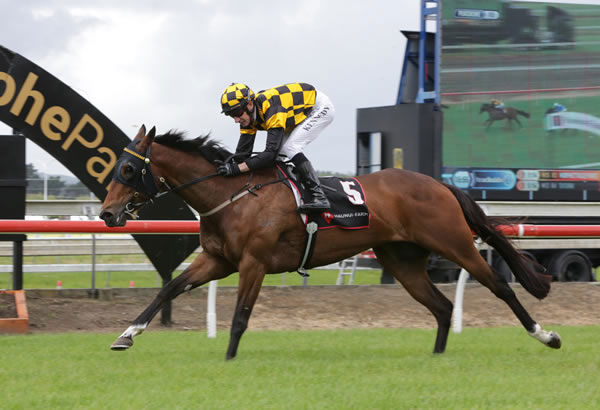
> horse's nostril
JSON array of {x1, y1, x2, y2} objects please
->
[{"x1": 100, "y1": 211, "x2": 112, "y2": 221}]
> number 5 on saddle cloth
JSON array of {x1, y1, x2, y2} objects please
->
[{"x1": 276, "y1": 163, "x2": 370, "y2": 276}]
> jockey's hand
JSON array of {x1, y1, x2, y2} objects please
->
[{"x1": 216, "y1": 161, "x2": 241, "y2": 177}]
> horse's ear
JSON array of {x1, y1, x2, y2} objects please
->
[
  {"x1": 139, "y1": 126, "x2": 156, "y2": 149},
  {"x1": 134, "y1": 124, "x2": 147, "y2": 141},
  {"x1": 147, "y1": 126, "x2": 156, "y2": 140}
]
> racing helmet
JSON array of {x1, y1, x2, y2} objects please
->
[
  {"x1": 491, "y1": 99, "x2": 501, "y2": 105},
  {"x1": 220, "y1": 83, "x2": 255, "y2": 116}
]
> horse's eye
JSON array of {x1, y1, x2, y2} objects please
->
[{"x1": 121, "y1": 163, "x2": 136, "y2": 179}]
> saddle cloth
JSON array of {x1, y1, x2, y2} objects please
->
[{"x1": 276, "y1": 163, "x2": 370, "y2": 230}]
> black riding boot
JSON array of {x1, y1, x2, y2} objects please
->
[{"x1": 295, "y1": 158, "x2": 330, "y2": 213}]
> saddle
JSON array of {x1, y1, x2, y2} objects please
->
[{"x1": 275, "y1": 163, "x2": 370, "y2": 230}]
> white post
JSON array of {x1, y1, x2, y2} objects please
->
[
  {"x1": 452, "y1": 240, "x2": 481, "y2": 333},
  {"x1": 452, "y1": 268, "x2": 469, "y2": 333},
  {"x1": 207, "y1": 280, "x2": 217, "y2": 338}
]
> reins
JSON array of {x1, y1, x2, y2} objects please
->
[
  {"x1": 196, "y1": 172, "x2": 288, "y2": 217},
  {"x1": 157, "y1": 172, "x2": 220, "y2": 198},
  {"x1": 162, "y1": 173, "x2": 288, "y2": 217}
]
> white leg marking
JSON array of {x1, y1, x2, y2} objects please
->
[
  {"x1": 528, "y1": 323, "x2": 558, "y2": 345},
  {"x1": 119, "y1": 324, "x2": 148, "y2": 339}
]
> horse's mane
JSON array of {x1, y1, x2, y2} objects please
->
[{"x1": 154, "y1": 130, "x2": 233, "y2": 163}]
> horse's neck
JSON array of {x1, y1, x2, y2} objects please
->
[{"x1": 153, "y1": 145, "x2": 233, "y2": 214}]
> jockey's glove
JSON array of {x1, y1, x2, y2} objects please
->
[{"x1": 216, "y1": 162, "x2": 241, "y2": 177}]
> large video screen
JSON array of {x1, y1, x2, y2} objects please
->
[{"x1": 441, "y1": 0, "x2": 600, "y2": 200}]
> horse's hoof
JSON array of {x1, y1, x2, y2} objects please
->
[
  {"x1": 110, "y1": 336, "x2": 133, "y2": 351},
  {"x1": 529, "y1": 324, "x2": 561, "y2": 349},
  {"x1": 546, "y1": 331, "x2": 561, "y2": 349}
]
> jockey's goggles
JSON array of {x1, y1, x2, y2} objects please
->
[{"x1": 226, "y1": 105, "x2": 247, "y2": 118}]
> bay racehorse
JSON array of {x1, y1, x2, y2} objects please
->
[
  {"x1": 99, "y1": 125, "x2": 561, "y2": 360},
  {"x1": 480, "y1": 103, "x2": 530, "y2": 129}
]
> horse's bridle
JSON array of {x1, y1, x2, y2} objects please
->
[
  {"x1": 112, "y1": 142, "x2": 286, "y2": 218},
  {"x1": 113, "y1": 140, "x2": 220, "y2": 218}
]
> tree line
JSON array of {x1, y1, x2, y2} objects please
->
[{"x1": 26, "y1": 163, "x2": 93, "y2": 199}]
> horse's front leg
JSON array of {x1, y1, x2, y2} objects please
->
[
  {"x1": 111, "y1": 251, "x2": 235, "y2": 350},
  {"x1": 225, "y1": 256, "x2": 266, "y2": 360}
]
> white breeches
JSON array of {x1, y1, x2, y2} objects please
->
[{"x1": 279, "y1": 90, "x2": 335, "y2": 159}]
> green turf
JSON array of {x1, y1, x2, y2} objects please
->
[
  {"x1": 0, "y1": 326, "x2": 598, "y2": 409},
  {"x1": 0, "y1": 269, "x2": 384, "y2": 290},
  {"x1": 443, "y1": 95, "x2": 600, "y2": 169}
]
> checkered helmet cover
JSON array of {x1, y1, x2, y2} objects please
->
[{"x1": 220, "y1": 83, "x2": 255, "y2": 114}]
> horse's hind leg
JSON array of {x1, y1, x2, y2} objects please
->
[
  {"x1": 453, "y1": 250, "x2": 560, "y2": 349},
  {"x1": 373, "y1": 243, "x2": 453, "y2": 354},
  {"x1": 111, "y1": 252, "x2": 235, "y2": 350},
  {"x1": 421, "y1": 225, "x2": 560, "y2": 349}
]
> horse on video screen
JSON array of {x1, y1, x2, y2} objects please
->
[
  {"x1": 480, "y1": 103, "x2": 530, "y2": 129},
  {"x1": 99, "y1": 125, "x2": 561, "y2": 360}
]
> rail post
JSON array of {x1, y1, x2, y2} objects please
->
[
  {"x1": 12, "y1": 240, "x2": 23, "y2": 290},
  {"x1": 160, "y1": 274, "x2": 172, "y2": 326},
  {"x1": 207, "y1": 281, "x2": 217, "y2": 338}
]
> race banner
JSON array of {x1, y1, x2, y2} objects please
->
[
  {"x1": 0, "y1": 45, "x2": 199, "y2": 278},
  {"x1": 545, "y1": 112, "x2": 600, "y2": 136}
]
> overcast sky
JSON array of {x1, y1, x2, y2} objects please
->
[{"x1": 1, "y1": 0, "x2": 422, "y2": 176}]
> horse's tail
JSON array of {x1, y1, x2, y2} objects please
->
[
  {"x1": 444, "y1": 183, "x2": 551, "y2": 299},
  {"x1": 516, "y1": 110, "x2": 530, "y2": 118}
]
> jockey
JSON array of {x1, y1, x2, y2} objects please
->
[
  {"x1": 491, "y1": 99, "x2": 505, "y2": 111},
  {"x1": 552, "y1": 102, "x2": 566, "y2": 113},
  {"x1": 219, "y1": 82, "x2": 333, "y2": 213}
]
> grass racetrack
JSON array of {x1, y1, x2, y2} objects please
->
[
  {"x1": 0, "y1": 269, "x2": 385, "y2": 290},
  {"x1": 1, "y1": 326, "x2": 599, "y2": 409}
]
